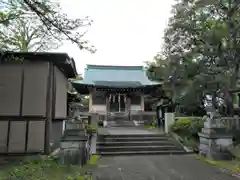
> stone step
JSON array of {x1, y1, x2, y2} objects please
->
[
  {"x1": 97, "y1": 150, "x2": 188, "y2": 156},
  {"x1": 97, "y1": 145, "x2": 183, "y2": 152},
  {"x1": 103, "y1": 136, "x2": 170, "y2": 142},
  {"x1": 97, "y1": 141, "x2": 177, "y2": 146},
  {"x1": 96, "y1": 132, "x2": 187, "y2": 156},
  {"x1": 107, "y1": 124, "x2": 136, "y2": 127},
  {"x1": 106, "y1": 122, "x2": 136, "y2": 127},
  {"x1": 102, "y1": 134, "x2": 167, "y2": 138}
]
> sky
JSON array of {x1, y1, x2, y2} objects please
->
[{"x1": 56, "y1": 0, "x2": 175, "y2": 74}]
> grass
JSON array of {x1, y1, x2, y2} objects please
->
[
  {"x1": 181, "y1": 135, "x2": 198, "y2": 149},
  {"x1": 88, "y1": 155, "x2": 100, "y2": 165},
  {"x1": 172, "y1": 132, "x2": 199, "y2": 152},
  {"x1": 0, "y1": 155, "x2": 100, "y2": 180},
  {"x1": 143, "y1": 125, "x2": 155, "y2": 129},
  {"x1": 192, "y1": 154, "x2": 240, "y2": 173}
]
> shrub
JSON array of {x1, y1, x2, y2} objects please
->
[
  {"x1": 151, "y1": 119, "x2": 157, "y2": 127},
  {"x1": 98, "y1": 120, "x2": 103, "y2": 127},
  {"x1": 85, "y1": 124, "x2": 97, "y2": 134},
  {"x1": 171, "y1": 117, "x2": 204, "y2": 138},
  {"x1": 171, "y1": 118, "x2": 192, "y2": 133},
  {"x1": 189, "y1": 118, "x2": 204, "y2": 137}
]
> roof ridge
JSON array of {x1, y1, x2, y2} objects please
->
[{"x1": 86, "y1": 64, "x2": 143, "y2": 70}]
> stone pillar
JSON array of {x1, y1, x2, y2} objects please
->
[
  {"x1": 141, "y1": 95, "x2": 144, "y2": 111},
  {"x1": 90, "y1": 113, "x2": 98, "y2": 154},
  {"x1": 105, "y1": 94, "x2": 109, "y2": 122},
  {"x1": 198, "y1": 112, "x2": 233, "y2": 160},
  {"x1": 165, "y1": 112, "x2": 175, "y2": 133},
  {"x1": 91, "y1": 113, "x2": 98, "y2": 127},
  {"x1": 89, "y1": 93, "x2": 92, "y2": 112}
]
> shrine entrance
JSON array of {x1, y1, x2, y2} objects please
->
[{"x1": 109, "y1": 93, "x2": 126, "y2": 112}]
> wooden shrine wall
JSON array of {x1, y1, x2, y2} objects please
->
[
  {"x1": 0, "y1": 62, "x2": 49, "y2": 154},
  {"x1": 130, "y1": 94, "x2": 143, "y2": 111},
  {"x1": 0, "y1": 61, "x2": 69, "y2": 154},
  {"x1": 90, "y1": 91, "x2": 106, "y2": 112},
  {"x1": 54, "y1": 66, "x2": 68, "y2": 119}
]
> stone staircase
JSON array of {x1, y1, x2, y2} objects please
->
[
  {"x1": 107, "y1": 119, "x2": 136, "y2": 127},
  {"x1": 96, "y1": 133, "x2": 187, "y2": 156},
  {"x1": 107, "y1": 114, "x2": 136, "y2": 127}
]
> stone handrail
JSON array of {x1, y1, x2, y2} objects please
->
[
  {"x1": 175, "y1": 116, "x2": 202, "y2": 120},
  {"x1": 214, "y1": 116, "x2": 240, "y2": 130}
]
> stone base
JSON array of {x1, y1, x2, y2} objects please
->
[
  {"x1": 59, "y1": 129, "x2": 89, "y2": 165},
  {"x1": 198, "y1": 132, "x2": 233, "y2": 160}
]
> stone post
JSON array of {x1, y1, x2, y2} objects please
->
[
  {"x1": 234, "y1": 115, "x2": 240, "y2": 129},
  {"x1": 164, "y1": 112, "x2": 175, "y2": 133},
  {"x1": 198, "y1": 111, "x2": 233, "y2": 160},
  {"x1": 90, "y1": 113, "x2": 98, "y2": 154},
  {"x1": 59, "y1": 129, "x2": 88, "y2": 165},
  {"x1": 91, "y1": 113, "x2": 98, "y2": 127}
]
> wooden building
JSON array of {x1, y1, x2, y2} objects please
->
[
  {"x1": 0, "y1": 51, "x2": 77, "y2": 154},
  {"x1": 72, "y1": 65, "x2": 162, "y2": 120}
]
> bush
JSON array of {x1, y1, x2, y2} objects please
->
[
  {"x1": 171, "y1": 117, "x2": 204, "y2": 138},
  {"x1": 98, "y1": 121, "x2": 103, "y2": 127},
  {"x1": 151, "y1": 119, "x2": 157, "y2": 127},
  {"x1": 171, "y1": 118, "x2": 192, "y2": 133},
  {"x1": 85, "y1": 124, "x2": 97, "y2": 134},
  {"x1": 189, "y1": 118, "x2": 204, "y2": 137}
]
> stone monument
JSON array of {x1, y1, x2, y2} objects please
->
[{"x1": 198, "y1": 110, "x2": 233, "y2": 160}]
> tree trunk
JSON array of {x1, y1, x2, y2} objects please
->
[
  {"x1": 212, "y1": 92, "x2": 218, "y2": 110},
  {"x1": 223, "y1": 86, "x2": 234, "y2": 116}
]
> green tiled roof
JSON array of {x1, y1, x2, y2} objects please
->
[
  {"x1": 93, "y1": 81, "x2": 142, "y2": 87},
  {"x1": 72, "y1": 64, "x2": 162, "y2": 88}
]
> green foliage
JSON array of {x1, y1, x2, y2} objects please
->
[
  {"x1": 171, "y1": 117, "x2": 204, "y2": 138},
  {"x1": 147, "y1": 0, "x2": 240, "y2": 115},
  {"x1": 85, "y1": 124, "x2": 97, "y2": 134},
  {"x1": 0, "y1": 0, "x2": 96, "y2": 52},
  {"x1": 0, "y1": 158, "x2": 92, "y2": 180},
  {"x1": 4, "y1": 55, "x2": 24, "y2": 62},
  {"x1": 171, "y1": 118, "x2": 192, "y2": 133},
  {"x1": 151, "y1": 119, "x2": 157, "y2": 127},
  {"x1": 233, "y1": 93, "x2": 239, "y2": 105},
  {"x1": 98, "y1": 120, "x2": 103, "y2": 127},
  {"x1": 88, "y1": 155, "x2": 100, "y2": 165}
]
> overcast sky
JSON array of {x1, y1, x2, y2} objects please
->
[{"x1": 56, "y1": 0, "x2": 175, "y2": 74}]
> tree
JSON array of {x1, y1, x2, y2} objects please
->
[
  {"x1": 148, "y1": 0, "x2": 240, "y2": 115},
  {"x1": 0, "y1": 17, "x2": 60, "y2": 51},
  {"x1": 0, "y1": 0, "x2": 96, "y2": 52}
]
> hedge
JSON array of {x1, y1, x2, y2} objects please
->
[{"x1": 171, "y1": 117, "x2": 204, "y2": 138}]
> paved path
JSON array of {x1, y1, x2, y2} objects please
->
[{"x1": 93, "y1": 155, "x2": 239, "y2": 180}]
